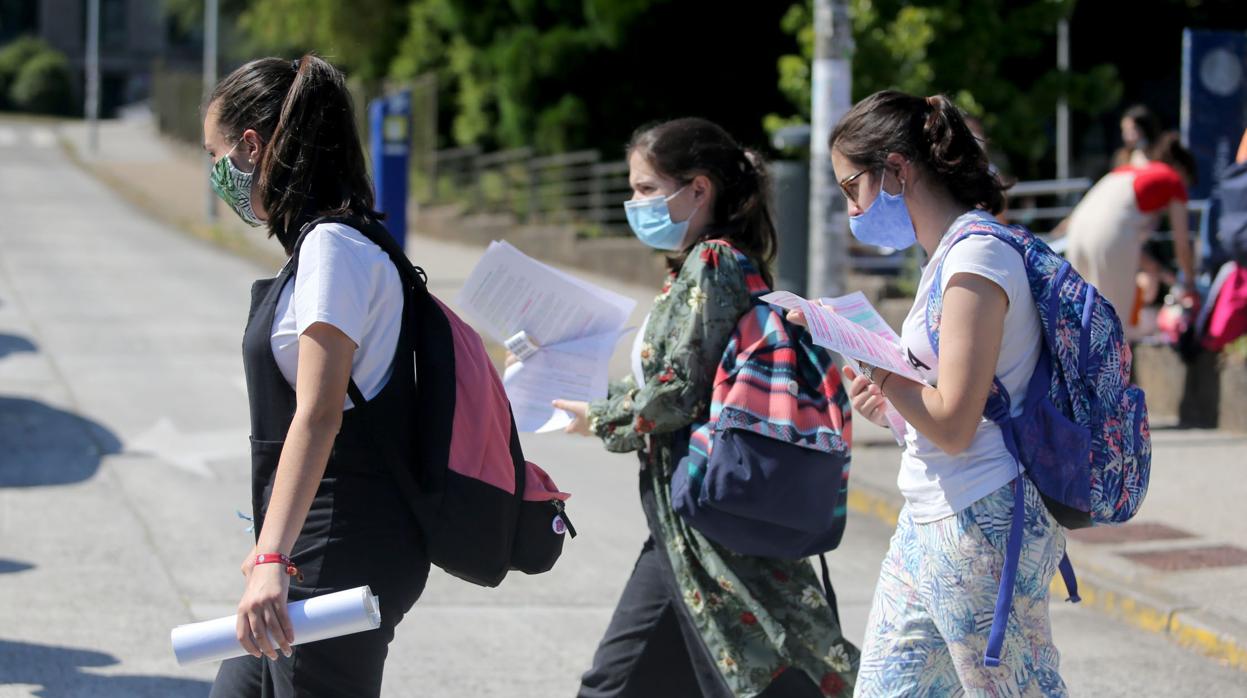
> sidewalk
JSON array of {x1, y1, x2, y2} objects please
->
[
  {"x1": 850, "y1": 418, "x2": 1247, "y2": 671},
  {"x1": 45, "y1": 114, "x2": 1247, "y2": 685}
]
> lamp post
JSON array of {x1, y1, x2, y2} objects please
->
[{"x1": 807, "y1": 0, "x2": 854, "y2": 298}]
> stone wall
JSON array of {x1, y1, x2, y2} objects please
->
[{"x1": 1132, "y1": 344, "x2": 1247, "y2": 432}]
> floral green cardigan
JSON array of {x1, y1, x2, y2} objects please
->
[{"x1": 587, "y1": 241, "x2": 859, "y2": 697}]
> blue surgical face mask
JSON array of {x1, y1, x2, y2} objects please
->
[
  {"x1": 848, "y1": 175, "x2": 917, "y2": 250},
  {"x1": 624, "y1": 186, "x2": 701, "y2": 251}
]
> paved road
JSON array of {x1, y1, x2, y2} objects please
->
[{"x1": 1, "y1": 118, "x2": 1243, "y2": 696}]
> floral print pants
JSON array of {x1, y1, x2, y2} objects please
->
[{"x1": 856, "y1": 479, "x2": 1068, "y2": 697}]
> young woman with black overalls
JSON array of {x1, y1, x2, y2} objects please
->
[{"x1": 202, "y1": 54, "x2": 426, "y2": 697}]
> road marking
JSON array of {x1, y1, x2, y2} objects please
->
[
  {"x1": 30, "y1": 128, "x2": 56, "y2": 147},
  {"x1": 127, "y1": 417, "x2": 247, "y2": 478}
]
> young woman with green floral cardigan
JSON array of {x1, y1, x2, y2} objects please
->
[{"x1": 551, "y1": 118, "x2": 858, "y2": 698}]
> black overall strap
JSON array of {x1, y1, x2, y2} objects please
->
[
  {"x1": 819, "y1": 553, "x2": 840, "y2": 628},
  {"x1": 302, "y1": 217, "x2": 474, "y2": 536}
]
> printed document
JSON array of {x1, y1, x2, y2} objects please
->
[
  {"x1": 762, "y1": 290, "x2": 914, "y2": 445},
  {"x1": 458, "y1": 242, "x2": 636, "y2": 432}
]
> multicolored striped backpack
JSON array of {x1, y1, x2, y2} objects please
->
[
  {"x1": 926, "y1": 215, "x2": 1151, "y2": 666},
  {"x1": 670, "y1": 241, "x2": 851, "y2": 563}
]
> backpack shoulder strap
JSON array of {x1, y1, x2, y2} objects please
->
[
  {"x1": 701, "y1": 239, "x2": 771, "y2": 298},
  {"x1": 298, "y1": 215, "x2": 431, "y2": 294},
  {"x1": 923, "y1": 217, "x2": 1029, "y2": 357}
]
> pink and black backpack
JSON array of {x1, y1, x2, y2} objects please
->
[{"x1": 310, "y1": 216, "x2": 575, "y2": 587}]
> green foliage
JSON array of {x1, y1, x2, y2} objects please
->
[
  {"x1": 1, "y1": 37, "x2": 72, "y2": 114},
  {"x1": 388, "y1": 0, "x2": 619, "y2": 151},
  {"x1": 235, "y1": 0, "x2": 408, "y2": 82},
  {"x1": 0, "y1": 35, "x2": 49, "y2": 109},
  {"x1": 768, "y1": 0, "x2": 1124, "y2": 178}
]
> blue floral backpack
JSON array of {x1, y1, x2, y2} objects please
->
[{"x1": 926, "y1": 215, "x2": 1152, "y2": 666}]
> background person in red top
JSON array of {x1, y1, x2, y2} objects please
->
[{"x1": 1059, "y1": 132, "x2": 1197, "y2": 336}]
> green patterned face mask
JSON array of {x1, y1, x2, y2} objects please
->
[{"x1": 210, "y1": 142, "x2": 262, "y2": 227}]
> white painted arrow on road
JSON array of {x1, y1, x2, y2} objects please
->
[{"x1": 127, "y1": 418, "x2": 249, "y2": 478}]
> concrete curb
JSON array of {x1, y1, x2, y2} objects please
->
[{"x1": 846, "y1": 483, "x2": 1247, "y2": 671}]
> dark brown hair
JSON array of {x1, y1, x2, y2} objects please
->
[
  {"x1": 1148, "y1": 131, "x2": 1198, "y2": 186},
  {"x1": 829, "y1": 90, "x2": 1008, "y2": 215},
  {"x1": 208, "y1": 54, "x2": 380, "y2": 253},
  {"x1": 628, "y1": 117, "x2": 778, "y2": 285},
  {"x1": 1123, "y1": 104, "x2": 1162, "y2": 146}
]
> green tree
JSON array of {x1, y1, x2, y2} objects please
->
[
  {"x1": 389, "y1": 0, "x2": 647, "y2": 151},
  {"x1": 9, "y1": 44, "x2": 72, "y2": 114},
  {"x1": 163, "y1": 0, "x2": 408, "y2": 82},
  {"x1": 0, "y1": 35, "x2": 49, "y2": 110},
  {"x1": 768, "y1": 0, "x2": 1122, "y2": 178}
]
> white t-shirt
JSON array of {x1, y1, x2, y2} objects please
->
[
  {"x1": 631, "y1": 313, "x2": 651, "y2": 386},
  {"x1": 270, "y1": 222, "x2": 404, "y2": 410},
  {"x1": 896, "y1": 210, "x2": 1042, "y2": 522}
]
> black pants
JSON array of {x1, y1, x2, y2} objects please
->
[
  {"x1": 578, "y1": 539, "x2": 823, "y2": 698},
  {"x1": 210, "y1": 453, "x2": 429, "y2": 698}
]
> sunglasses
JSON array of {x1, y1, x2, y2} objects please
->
[{"x1": 838, "y1": 167, "x2": 873, "y2": 207}]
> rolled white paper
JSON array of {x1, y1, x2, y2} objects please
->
[{"x1": 171, "y1": 586, "x2": 382, "y2": 666}]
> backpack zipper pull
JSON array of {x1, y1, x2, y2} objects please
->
[{"x1": 553, "y1": 500, "x2": 577, "y2": 538}]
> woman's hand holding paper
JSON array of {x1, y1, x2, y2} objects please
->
[
  {"x1": 843, "y1": 364, "x2": 893, "y2": 429},
  {"x1": 236, "y1": 558, "x2": 295, "y2": 660},
  {"x1": 552, "y1": 399, "x2": 592, "y2": 436}
]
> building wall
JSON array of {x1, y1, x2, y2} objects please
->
[{"x1": 32, "y1": 0, "x2": 168, "y2": 115}]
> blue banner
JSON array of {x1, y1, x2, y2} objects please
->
[{"x1": 1182, "y1": 30, "x2": 1247, "y2": 202}]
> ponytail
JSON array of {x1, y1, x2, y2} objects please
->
[
  {"x1": 830, "y1": 90, "x2": 1008, "y2": 214},
  {"x1": 1149, "y1": 131, "x2": 1198, "y2": 186},
  {"x1": 208, "y1": 53, "x2": 379, "y2": 253}
]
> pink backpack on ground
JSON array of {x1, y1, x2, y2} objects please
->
[{"x1": 318, "y1": 216, "x2": 575, "y2": 587}]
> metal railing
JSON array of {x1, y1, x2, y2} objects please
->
[
  {"x1": 425, "y1": 146, "x2": 1201, "y2": 275},
  {"x1": 425, "y1": 147, "x2": 633, "y2": 233}
]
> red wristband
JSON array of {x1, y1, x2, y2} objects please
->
[{"x1": 255, "y1": 553, "x2": 304, "y2": 582}]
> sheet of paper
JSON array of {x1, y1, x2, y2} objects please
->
[
  {"x1": 796, "y1": 299, "x2": 923, "y2": 382},
  {"x1": 458, "y1": 241, "x2": 634, "y2": 347},
  {"x1": 504, "y1": 332, "x2": 618, "y2": 433},
  {"x1": 818, "y1": 291, "x2": 902, "y2": 343},
  {"x1": 171, "y1": 586, "x2": 381, "y2": 666},
  {"x1": 762, "y1": 291, "x2": 912, "y2": 445},
  {"x1": 458, "y1": 243, "x2": 636, "y2": 433}
]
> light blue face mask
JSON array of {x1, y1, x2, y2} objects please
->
[
  {"x1": 848, "y1": 175, "x2": 917, "y2": 250},
  {"x1": 624, "y1": 186, "x2": 700, "y2": 251}
]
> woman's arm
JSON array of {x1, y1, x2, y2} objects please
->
[
  {"x1": 236, "y1": 321, "x2": 355, "y2": 660},
  {"x1": 574, "y1": 244, "x2": 751, "y2": 451},
  {"x1": 1167, "y1": 199, "x2": 1196, "y2": 286},
  {"x1": 874, "y1": 273, "x2": 1008, "y2": 455}
]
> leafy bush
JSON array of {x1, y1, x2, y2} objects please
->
[
  {"x1": 9, "y1": 47, "x2": 73, "y2": 115},
  {"x1": 0, "y1": 36, "x2": 50, "y2": 110}
]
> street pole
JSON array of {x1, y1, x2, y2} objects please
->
[
  {"x1": 1056, "y1": 17, "x2": 1070, "y2": 181},
  {"x1": 85, "y1": 0, "x2": 99, "y2": 153},
  {"x1": 204, "y1": 0, "x2": 219, "y2": 223},
  {"x1": 807, "y1": 0, "x2": 853, "y2": 298}
]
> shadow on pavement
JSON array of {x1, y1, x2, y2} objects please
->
[
  {"x1": 0, "y1": 396, "x2": 122, "y2": 487},
  {"x1": 0, "y1": 639, "x2": 210, "y2": 697},
  {"x1": 0, "y1": 558, "x2": 34, "y2": 574},
  {"x1": 0, "y1": 333, "x2": 36, "y2": 361}
]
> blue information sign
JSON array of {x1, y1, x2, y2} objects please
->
[{"x1": 369, "y1": 90, "x2": 413, "y2": 249}]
